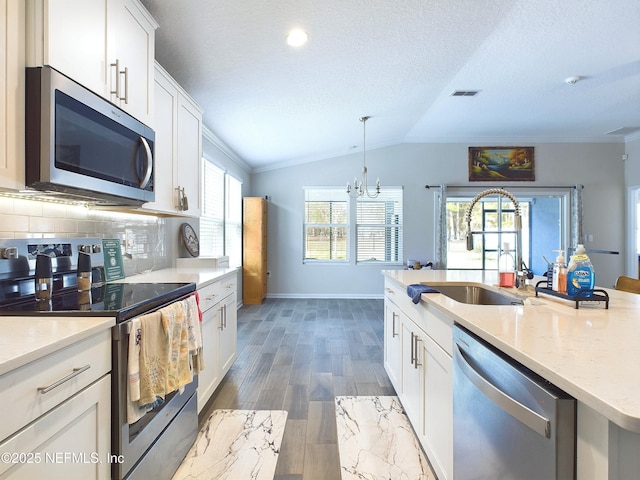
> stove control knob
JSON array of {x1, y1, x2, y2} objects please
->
[{"x1": 0, "y1": 247, "x2": 18, "y2": 259}]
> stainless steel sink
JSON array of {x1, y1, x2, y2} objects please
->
[{"x1": 427, "y1": 283, "x2": 524, "y2": 306}]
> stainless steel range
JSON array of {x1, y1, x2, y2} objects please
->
[{"x1": 0, "y1": 238, "x2": 199, "y2": 480}]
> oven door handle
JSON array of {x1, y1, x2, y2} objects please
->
[{"x1": 455, "y1": 342, "x2": 550, "y2": 438}]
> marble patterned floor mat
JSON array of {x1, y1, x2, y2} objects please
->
[
  {"x1": 335, "y1": 396, "x2": 436, "y2": 480},
  {"x1": 172, "y1": 409, "x2": 288, "y2": 480}
]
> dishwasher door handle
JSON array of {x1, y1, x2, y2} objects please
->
[{"x1": 455, "y1": 342, "x2": 551, "y2": 438}]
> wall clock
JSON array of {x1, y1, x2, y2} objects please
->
[{"x1": 180, "y1": 223, "x2": 200, "y2": 257}]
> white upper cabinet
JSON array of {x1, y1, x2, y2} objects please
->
[
  {"x1": 26, "y1": 0, "x2": 157, "y2": 125},
  {"x1": 143, "y1": 62, "x2": 202, "y2": 216},
  {"x1": 176, "y1": 92, "x2": 202, "y2": 217},
  {"x1": 106, "y1": 0, "x2": 156, "y2": 123},
  {"x1": 0, "y1": 0, "x2": 26, "y2": 191}
]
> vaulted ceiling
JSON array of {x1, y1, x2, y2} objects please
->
[{"x1": 140, "y1": 0, "x2": 640, "y2": 171}]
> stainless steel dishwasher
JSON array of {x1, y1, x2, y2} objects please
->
[{"x1": 453, "y1": 325, "x2": 576, "y2": 480}]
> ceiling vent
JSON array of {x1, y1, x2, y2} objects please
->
[
  {"x1": 451, "y1": 90, "x2": 480, "y2": 97},
  {"x1": 605, "y1": 126, "x2": 640, "y2": 136}
]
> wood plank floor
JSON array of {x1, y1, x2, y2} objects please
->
[{"x1": 199, "y1": 298, "x2": 396, "y2": 480}]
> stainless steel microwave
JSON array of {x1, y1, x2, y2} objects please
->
[{"x1": 25, "y1": 66, "x2": 155, "y2": 206}]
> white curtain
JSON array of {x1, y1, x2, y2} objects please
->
[
  {"x1": 434, "y1": 185, "x2": 447, "y2": 269},
  {"x1": 571, "y1": 184, "x2": 584, "y2": 252}
]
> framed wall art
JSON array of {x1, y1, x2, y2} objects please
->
[{"x1": 468, "y1": 146, "x2": 535, "y2": 181}]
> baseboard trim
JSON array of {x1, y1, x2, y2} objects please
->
[{"x1": 266, "y1": 293, "x2": 384, "y2": 300}]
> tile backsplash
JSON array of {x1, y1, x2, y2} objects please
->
[{"x1": 0, "y1": 197, "x2": 171, "y2": 276}]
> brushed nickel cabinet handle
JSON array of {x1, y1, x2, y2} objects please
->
[
  {"x1": 38, "y1": 365, "x2": 91, "y2": 394},
  {"x1": 110, "y1": 59, "x2": 121, "y2": 98},
  {"x1": 121, "y1": 66, "x2": 129, "y2": 104},
  {"x1": 392, "y1": 312, "x2": 398, "y2": 338},
  {"x1": 414, "y1": 336, "x2": 422, "y2": 369},
  {"x1": 410, "y1": 332, "x2": 415, "y2": 366}
]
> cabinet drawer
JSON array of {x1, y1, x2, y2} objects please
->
[
  {"x1": 424, "y1": 306, "x2": 453, "y2": 357},
  {"x1": 384, "y1": 278, "x2": 425, "y2": 322},
  {"x1": 0, "y1": 329, "x2": 111, "y2": 442},
  {"x1": 198, "y1": 275, "x2": 237, "y2": 313},
  {"x1": 198, "y1": 282, "x2": 224, "y2": 312},
  {"x1": 219, "y1": 276, "x2": 237, "y2": 298}
]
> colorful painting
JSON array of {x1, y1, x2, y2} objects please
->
[{"x1": 468, "y1": 147, "x2": 535, "y2": 181}]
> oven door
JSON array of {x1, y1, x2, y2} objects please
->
[{"x1": 112, "y1": 317, "x2": 198, "y2": 480}]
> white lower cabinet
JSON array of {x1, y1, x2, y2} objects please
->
[
  {"x1": 401, "y1": 318, "x2": 423, "y2": 426},
  {"x1": 384, "y1": 277, "x2": 453, "y2": 480},
  {"x1": 0, "y1": 328, "x2": 112, "y2": 480},
  {"x1": 0, "y1": 375, "x2": 111, "y2": 480},
  {"x1": 218, "y1": 291, "x2": 238, "y2": 375},
  {"x1": 196, "y1": 273, "x2": 238, "y2": 412},
  {"x1": 421, "y1": 331, "x2": 453, "y2": 480},
  {"x1": 383, "y1": 300, "x2": 402, "y2": 390}
]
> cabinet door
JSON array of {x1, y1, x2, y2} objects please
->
[
  {"x1": 383, "y1": 299, "x2": 402, "y2": 392},
  {"x1": 218, "y1": 293, "x2": 237, "y2": 376},
  {"x1": 0, "y1": 0, "x2": 25, "y2": 191},
  {"x1": 422, "y1": 334, "x2": 453, "y2": 480},
  {"x1": 143, "y1": 66, "x2": 177, "y2": 213},
  {"x1": 197, "y1": 304, "x2": 220, "y2": 413},
  {"x1": 107, "y1": 0, "x2": 155, "y2": 123},
  {"x1": 400, "y1": 318, "x2": 423, "y2": 432},
  {"x1": 175, "y1": 93, "x2": 202, "y2": 217},
  {"x1": 0, "y1": 375, "x2": 111, "y2": 480},
  {"x1": 43, "y1": 0, "x2": 108, "y2": 97}
]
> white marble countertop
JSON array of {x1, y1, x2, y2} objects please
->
[
  {"x1": 0, "y1": 316, "x2": 115, "y2": 376},
  {"x1": 0, "y1": 265, "x2": 237, "y2": 378},
  {"x1": 383, "y1": 269, "x2": 640, "y2": 433},
  {"x1": 116, "y1": 266, "x2": 238, "y2": 289}
]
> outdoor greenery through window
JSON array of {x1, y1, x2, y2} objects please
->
[
  {"x1": 200, "y1": 158, "x2": 242, "y2": 266},
  {"x1": 304, "y1": 187, "x2": 403, "y2": 264},
  {"x1": 304, "y1": 188, "x2": 348, "y2": 261},
  {"x1": 446, "y1": 197, "x2": 529, "y2": 270}
]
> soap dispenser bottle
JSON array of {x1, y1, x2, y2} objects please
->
[
  {"x1": 566, "y1": 244, "x2": 595, "y2": 297},
  {"x1": 551, "y1": 250, "x2": 566, "y2": 293},
  {"x1": 498, "y1": 242, "x2": 515, "y2": 288}
]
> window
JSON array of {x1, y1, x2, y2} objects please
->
[
  {"x1": 446, "y1": 197, "x2": 528, "y2": 270},
  {"x1": 303, "y1": 187, "x2": 403, "y2": 264},
  {"x1": 200, "y1": 160, "x2": 224, "y2": 257},
  {"x1": 224, "y1": 175, "x2": 242, "y2": 267},
  {"x1": 356, "y1": 189, "x2": 403, "y2": 263},
  {"x1": 304, "y1": 188, "x2": 348, "y2": 261},
  {"x1": 200, "y1": 158, "x2": 242, "y2": 267}
]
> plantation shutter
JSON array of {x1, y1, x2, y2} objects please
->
[
  {"x1": 200, "y1": 160, "x2": 225, "y2": 257},
  {"x1": 356, "y1": 188, "x2": 403, "y2": 263}
]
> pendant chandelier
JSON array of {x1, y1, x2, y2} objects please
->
[{"x1": 346, "y1": 116, "x2": 380, "y2": 198}]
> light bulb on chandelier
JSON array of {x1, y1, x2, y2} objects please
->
[{"x1": 346, "y1": 116, "x2": 380, "y2": 198}]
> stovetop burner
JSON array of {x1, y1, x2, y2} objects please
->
[{"x1": 0, "y1": 282, "x2": 195, "y2": 322}]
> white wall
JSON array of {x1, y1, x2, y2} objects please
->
[{"x1": 250, "y1": 141, "x2": 626, "y2": 297}]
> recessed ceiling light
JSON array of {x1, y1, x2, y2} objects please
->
[{"x1": 286, "y1": 28, "x2": 308, "y2": 47}]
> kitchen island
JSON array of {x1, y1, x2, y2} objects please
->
[{"x1": 383, "y1": 269, "x2": 640, "y2": 480}]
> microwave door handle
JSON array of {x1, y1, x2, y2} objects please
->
[{"x1": 139, "y1": 137, "x2": 153, "y2": 189}]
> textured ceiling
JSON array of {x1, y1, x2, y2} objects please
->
[{"x1": 140, "y1": 0, "x2": 640, "y2": 172}]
